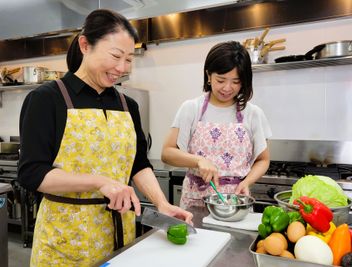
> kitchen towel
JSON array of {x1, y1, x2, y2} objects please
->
[{"x1": 202, "y1": 212, "x2": 262, "y2": 231}]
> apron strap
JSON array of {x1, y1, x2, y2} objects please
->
[
  {"x1": 44, "y1": 193, "x2": 125, "y2": 250},
  {"x1": 236, "y1": 105, "x2": 243, "y2": 123},
  {"x1": 117, "y1": 91, "x2": 129, "y2": 112},
  {"x1": 201, "y1": 92, "x2": 244, "y2": 123},
  {"x1": 199, "y1": 93, "x2": 210, "y2": 121},
  {"x1": 56, "y1": 79, "x2": 74, "y2": 109}
]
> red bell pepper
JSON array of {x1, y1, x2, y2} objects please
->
[{"x1": 294, "y1": 196, "x2": 333, "y2": 233}]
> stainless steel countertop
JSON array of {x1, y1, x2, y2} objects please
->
[
  {"x1": 94, "y1": 206, "x2": 257, "y2": 267},
  {"x1": 149, "y1": 158, "x2": 187, "y2": 177}
]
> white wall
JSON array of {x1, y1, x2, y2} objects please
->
[{"x1": 1, "y1": 17, "x2": 352, "y2": 159}]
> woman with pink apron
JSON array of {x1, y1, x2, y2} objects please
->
[{"x1": 162, "y1": 41, "x2": 272, "y2": 209}]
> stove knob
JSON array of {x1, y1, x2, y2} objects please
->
[{"x1": 266, "y1": 187, "x2": 277, "y2": 199}]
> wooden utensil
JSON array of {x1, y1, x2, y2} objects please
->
[
  {"x1": 267, "y1": 38, "x2": 286, "y2": 47},
  {"x1": 269, "y1": 46, "x2": 286, "y2": 51},
  {"x1": 258, "y1": 27, "x2": 270, "y2": 45}
]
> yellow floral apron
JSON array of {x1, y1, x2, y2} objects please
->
[{"x1": 30, "y1": 80, "x2": 137, "y2": 266}]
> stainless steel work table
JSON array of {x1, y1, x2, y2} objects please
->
[{"x1": 95, "y1": 206, "x2": 258, "y2": 267}]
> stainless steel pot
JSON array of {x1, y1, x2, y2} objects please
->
[
  {"x1": 307, "y1": 40, "x2": 352, "y2": 59},
  {"x1": 23, "y1": 66, "x2": 47, "y2": 84},
  {"x1": 44, "y1": 70, "x2": 66, "y2": 81}
]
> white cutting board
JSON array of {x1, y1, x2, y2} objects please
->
[
  {"x1": 202, "y1": 213, "x2": 262, "y2": 231},
  {"x1": 104, "y1": 228, "x2": 231, "y2": 267}
]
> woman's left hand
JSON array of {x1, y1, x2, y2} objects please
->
[
  {"x1": 234, "y1": 181, "x2": 250, "y2": 195},
  {"x1": 158, "y1": 203, "x2": 194, "y2": 225}
]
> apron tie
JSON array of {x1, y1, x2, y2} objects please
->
[
  {"x1": 44, "y1": 194, "x2": 125, "y2": 250},
  {"x1": 186, "y1": 172, "x2": 242, "y2": 191}
]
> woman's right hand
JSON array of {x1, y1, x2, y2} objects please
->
[
  {"x1": 99, "y1": 179, "x2": 141, "y2": 216},
  {"x1": 197, "y1": 157, "x2": 219, "y2": 186}
]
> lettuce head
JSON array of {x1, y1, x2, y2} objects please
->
[{"x1": 289, "y1": 175, "x2": 348, "y2": 207}]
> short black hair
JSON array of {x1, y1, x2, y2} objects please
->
[{"x1": 203, "y1": 41, "x2": 253, "y2": 110}]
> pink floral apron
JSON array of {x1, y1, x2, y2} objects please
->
[{"x1": 180, "y1": 93, "x2": 253, "y2": 209}]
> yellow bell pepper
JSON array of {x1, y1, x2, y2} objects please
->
[{"x1": 306, "y1": 222, "x2": 336, "y2": 243}]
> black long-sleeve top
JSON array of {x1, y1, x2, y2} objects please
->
[{"x1": 18, "y1": 72, "x2": 152, "y2": 191}]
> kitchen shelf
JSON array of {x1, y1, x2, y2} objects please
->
[
  {"x1": 0, "y1": 74, "x2": 130, "y2": 107},
  {"x1": 0, "y1": 84, "x2": 39, "y2": 108},
  {"x1": 252, "y1": 55, "x2": 352, "y2": 72}
]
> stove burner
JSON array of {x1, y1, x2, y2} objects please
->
[{"x1": 266, "y1": 161, "x2": 352, "y2": 180}]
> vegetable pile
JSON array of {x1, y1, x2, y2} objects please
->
[{"x1": 256, "y1": 196, "x2": 352, "y2": 266}]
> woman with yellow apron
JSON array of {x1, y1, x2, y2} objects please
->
[{"x1": 18, "y1": 9, "x2": 192, "y2": 266}]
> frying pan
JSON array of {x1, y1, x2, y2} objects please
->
[{"x1": 275, "y1": 40, "x2": 352, "y2": 63}]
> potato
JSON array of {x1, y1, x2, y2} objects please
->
[
  {"x1": 287, "y1": 221, "x2": 306, "y2": 243},
  {"x1": 256, "y1": 246, "x2": 267, "y2": 254},
  {"x1": 280, "y1": 250, "x2": 295, "y2": 259},
  {"x1": 256, "y1": 239, "x2": 264, "y2": 248},
  {"x1": 270, "y1": 233, "x2": 288, "y2": 250},
  {"x1": 263, "y1": 233, "x2": 287, "y2": 256}
]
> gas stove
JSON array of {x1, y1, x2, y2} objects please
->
[{"x1": 260, "y1": 161, "x2": 352, "y2": 183}]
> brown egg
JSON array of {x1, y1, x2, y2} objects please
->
[
  {"x1": 287, "y1": 221, "x2": 306, "y2": 243},
  {"x1": 263, "y1": 234, "x2": 286, "y2": 256},
  {"x1": 257, "y1": 239, "x2": 264, "y2": 248},
  {"x1": 280, "y1": 250, "x2": 295, "y2": 259},
  {"x1": 256, "y1": 246, "x2": 267, "y2": 254},
  {"x1": 270, "y1": 233, "x2": 288, "y2": 250}
]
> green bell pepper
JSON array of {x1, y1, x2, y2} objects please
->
[
  {"x1": 287, "y1": 211, "x2": 305, "y2": 225},
  {"x1": 258, "y1": 206, "x2": 290, "y2": 238},
  {"x1": 167, "y1": 224, "x2": 188, "y2": 245}
]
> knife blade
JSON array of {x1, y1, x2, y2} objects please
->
[{"x1": 141, "y1": 207, "x2": 197, "y2": 234}]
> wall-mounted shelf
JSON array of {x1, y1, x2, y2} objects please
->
[
  {"x1": 0, "y1": 84, "x2": 39, "y2": 107},
  {"x1": 0, "y1": 75, "x2": 130, "y2": 107},
  {"x1": 252, "y1": 56, "x2": 352, "y2": 72}
]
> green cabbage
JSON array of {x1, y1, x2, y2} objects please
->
[{"x1": 289, "y1": 175, "x2": 348, "y2": 207}]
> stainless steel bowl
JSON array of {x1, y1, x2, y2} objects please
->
[
  {"x1": 274, "y1": 190, "x2": 352, "y2": 226},
  {"x1": 203, "y1": 194, "x2": 255, "y2": 222}
]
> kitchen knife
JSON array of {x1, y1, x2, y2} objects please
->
[{"x1": 141, "y1": 207, "x2": 197, "y2": 234}]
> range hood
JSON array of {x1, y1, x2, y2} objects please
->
[
  {"x1": 0, "y1": 0, "x2": 236, "y2": 40},
  {"x1": 1, "y1": 0, "x2": 351, "y2": 62}
]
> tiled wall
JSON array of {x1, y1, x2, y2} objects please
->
[{"x1": 0, "y1": 17, "x2": 351, "y2": 159}]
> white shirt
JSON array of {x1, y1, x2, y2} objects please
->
[{"x1": 171, "y1": 94, "x2": 272, "y2": 164}]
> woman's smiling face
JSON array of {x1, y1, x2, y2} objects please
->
[
  {"x1": 208, "y1": 68, "x2": 242, "y2": 107},
  {"x1": 80, "y1": 29, "x2": 135, "y2": 91}
]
